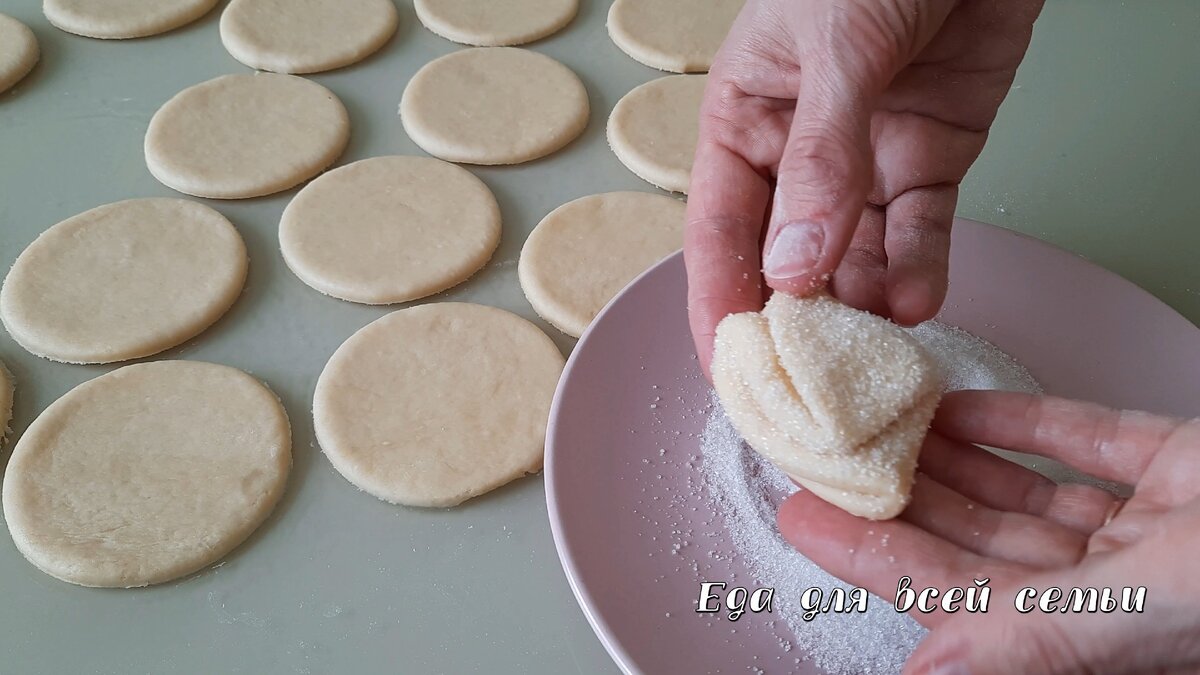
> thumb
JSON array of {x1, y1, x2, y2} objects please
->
[
  {"x1": 762, "y1": 0, "x2": 956, "y2": 296},
  {"x1": 761, "y1": 58, "x2": 876, "y2": 295}
]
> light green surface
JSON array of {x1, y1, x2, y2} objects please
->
[{"x1": 0, "y1": 1, "x2": 1196, "y2": 674}]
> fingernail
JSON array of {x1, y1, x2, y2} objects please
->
[{"x1": 764, "y1": 221, "x2": 824, "y2": 279}]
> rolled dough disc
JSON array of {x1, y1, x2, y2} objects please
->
[
  {"x1": 413, "y1": 0, "x2": 577, "y2": 47},
  {"x1": 44, "y1": 0, "x2": 219, "y2": 39},
  {"x1": 607, "y1": 0, "x2": 744, "y2": 73},
  {"x1": 145, "y1": 73, "x2": 349, "y2": 199},
  {"x1": 314, "y1": 303, "x2": 564, "y2": 507},
  {"x1": 518, "y1": 192, "x2": 684, "y2": 337},
  {"x1": 607, "y1": 74, "x2": 705, "y2": 194},
  {"x1": 0, "y1": 360, "x2": 12, "y2": 444},
  {"x1": 280, "y1": 156, "x2": 501, "y2": 304},
  {"x1": 0, "y1": 14, "x2": 38, "y2": 94},
  {"x1": 2, "y1": 361, "x2": 291, "y2": 587},
  {"x1": 220, "y1": 0, "x2": 398, "y2": 74},
  {"x1": 400, "y1": 47, "x2": 588, "y2": 165},
  {"x1": 0, "y1": 198, "x2": 247, "y2": 365}
]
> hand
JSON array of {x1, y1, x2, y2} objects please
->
[
  {"x1": 777, "y1": 390, "x2": 1200, "y2": 674},
  {"x1": 685, "y1": 0, "x2": 1044, "y2": 377}
]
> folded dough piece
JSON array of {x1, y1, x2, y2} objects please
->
[{"x1": 712, "y1": 292, "x2": 941, "y2": 519}]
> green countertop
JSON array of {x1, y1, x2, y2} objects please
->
[{"x1": 0, "y1": 1, "x2": 1196, "y2": 674}]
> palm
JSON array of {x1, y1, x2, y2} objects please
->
[{"x1": 777, "y1": 390, "x2": 1200, "y2": 670}]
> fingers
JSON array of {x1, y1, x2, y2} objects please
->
[
  {"x1": 934, "y1": 391, "x2": 1181, "y2": 485},
  {"x1": 882, "y1": 184, "x2": 956, "y2": 325},
  {"x1": 918, "y1": 432, "x2": 1119, "y2": 535},
  {"x1": 684, "y1": 138, "x2": 771, "y2": 376},
  {"x1": 902, "y1": 474, "x2": 1087, "y2": 569},
  {"x1": 827, "y1": 205, "x2": 890, "y2": 317},
  {"x1": 777, "y1": 488, "x2": 1025, "y2": 628},
  {"x1": 760, "y1": 67, "x2": 874, "y2": 297}
]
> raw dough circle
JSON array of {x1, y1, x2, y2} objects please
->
[
  {"x1": 0, "y1": 14, "x2": 39, "y2": 94},
  {"x1": 607, "y1": 74, "x2": 705, "y2": 194},
  {"x1": 280, "y1": 156, "x2": 500, "y2": 304},
  {"x1": 44, "y1": 0, "x2": 219, "y2": 39},
  {"x1": 414, "y1": 0, "x2": 577, "y2": 47},
  {"x1": 314, "y1": 303, "x2": 564, "y2": 507},
  {"x1": 519, "y1": 192, "x2": 685, "y2": 337},
  {"x1": 607, "y1": 0, "x2": 744, "y2": 73},
  {"x1": 400, "y1": 47, "x2": 588, "y2": 165},
  {"x1": 2, "y1": 361, "x2": 291, "y2": 587},
  {"x1": 0, "y1": 198, "x2": 247, "y2": 365},
  {"x1": 0, "y1": 360, "x2": 12, "y2": 444},
  {"x1": 220, "y1": 0, "x2": 398, "y2": 74},
  {"x1": 145, "y1": 73, "x2": 349, "y2": 199}
]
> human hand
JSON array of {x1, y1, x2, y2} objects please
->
[
  {"x1": 685, "y1": 0, "x2": 1044, "y2": 377},
  {"x1": 777, "y1": 390, "x2": 1200, "y2": 674}
]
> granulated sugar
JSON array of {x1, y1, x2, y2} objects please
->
[
  {"x1": 905, "y1": 322, "x2": 1042, "y2": 394},
  {"x1": 698, "y1": 321, "x2": 1041, "y2": 674}
]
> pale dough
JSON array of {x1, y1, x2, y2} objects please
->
[
  {"x1": 145, "y1": 73, "x2": 349, "y2": 199},
  {"x1": 220, "y1": 0, "x2": 398, "y2": 74},
  {"x1": 0, "y1": 360, "x2": 12, "y2": 445},
  {"x1": 314, "y1": 303, "x2": 564, "y2": 507},
  {"x1": 608, "y1": 74, "x2": 705, "y2": 194},
  {"x1": 519, "y1": 192, "x2": 684, "y2": 338},
  {"x1": 712, "y1": 292, "x2": 941, "y2": 520},
  {"x1": 414, "y1": 0, "x2": 577, "y2": 47},
  {"x1": 607, "y1": 0, "x2": 744, "y2": 73},
  {"x1": 44, "y1": 0, "x2": 219, "y2": 39},
  {"x1": 2, "y1": 361, "x2": 291, "y2": 587},
  {"x1": 400, "y1": 47, "x2": 588, "y2": 165},
  {"x1": 280, "y1": 156, "x2": 500, "y2": 304},
  {"x1": 0, "y1": 198, "x2": 247, "y2": 365},
  {"x1": 0, "y1": 14, "x2": 38, "y2": 94}
]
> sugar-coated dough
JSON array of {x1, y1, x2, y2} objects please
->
[
  {"x1": 0, "y1": 360, "x2": 12, "y2": 444},
  {"x1": 0, "y1": 198, "x2": 247, "y2": 365},
  {"x1": 2, "y1": 361, "x2": 291, "y2": 587},
  {"x1": 145, "y1": 73, "x2": 349, "y2": 199},
  {"x1": 0, "y1": 14, "x2": 39, "y2": 94},
  {"x1": 400, "y1": 47, "x2": 588, "y2": 165},
  {"x1": 314, "y1": 303, "x2": 564, "y2": 507},
  {"x1": 220, "y1": 0, "x2": 398, "y2": 74},
  {"x1": 280, "y1": 156, "x2": 500, "y2": 304},
  {"x1": 607, "y1": 0, "x2": 744, "y2": 73},
  {"x1": 712, "y1": 292, "x2": 941, "y2": 520},
  {"x1": 519, "y1": 192, "x2": 684, "y2": 337},
  {"x1": 44, "y1": 0, "x2": 218, "y2": 39},
  {"x1": 414, "y1": 0, "x2": 577, "y2": 46},
  {"x1": 608, "y1": 75, "x2": 705, "y2": 193}
]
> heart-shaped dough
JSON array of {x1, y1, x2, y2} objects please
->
[{"x1": 712, "y1": 292, "x2": 941, "y2": 519}]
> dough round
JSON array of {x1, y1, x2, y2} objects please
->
[
  {"x1": 519, "y1": 192, "x2": 684, "y2": 337},
  {"x1": 607, "y1": 0, "x2": 744, "y2": 73},
  {"x1": 44, "y1": 0, "x2": 219, "y2": 39},
  {"x1": 607, "y1": 74, "x2": 705, "y2": 193},
  {"x1": 0, "y1": 360, "x2": 12, "y2": 444},
  {"x1": 314, "y1": 303, "x2": 564, "y2": 507},
  {"x1": 281, "y1": 156, "x2": 500, "y2": 305},
  {"x1": 145, "y1": 73, "x2": 349, "y2": 199},
  {"x1": 0, "y1": 14, "x2": 38, "y2": 94},
  {"x1": 219, "y1": 0, "x2": 398, "y2": 74},
  {"x1": 400, "y1": 47, "x2": 588, "y2": 165},
  {"x1": 0, "y1": 198, "x2": 247, "y2": 365},
  {"x1": 2, "y1": 361, "x2": 291, "y2": 587},
  {"x1": 414, "y1": 0, "x2": 577, "y2": 47}
]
